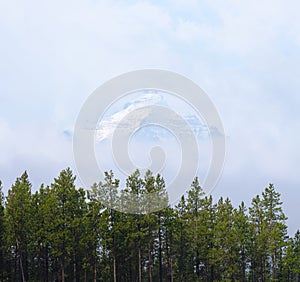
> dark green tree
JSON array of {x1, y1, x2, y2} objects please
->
[
  {"x1": 262, "y1": 184, "x2": 288, "y2": 280},
  {"x1": 213, "y1": 197, "x2": 239, "y2": 281},
  {"x1": 282, "y1": 230, "x2": 300, "y2": 281},
  {"x1": 173, "y1": 195, "x2": 192, "y2": 281},
  {"x1": 233, "y1": 201, "x2": 251, "y2": 281},
  {"x1": 91, "y1": 170, "x2": 120, "y2": 282},
  {"x1": 249, "y1": 184, "x2": 288, "y2": 281},
  {"x1": 49, "y1": 168, "x2": 87, "y2": 282},
  {"x1": 186, "y1": 177, "x2": 205, "y2": 281},
  {"x1": 0, "y1": 180, "x2": 8, "y2": 281},
  {"x1": 249, "y1": 194, "x2": 269, "y2": 281},
  {"x1": 5, "y1": 172, "x2": 33, "y2": 282}
]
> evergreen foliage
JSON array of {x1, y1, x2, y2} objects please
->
[{"x1": 0, "y1": 169, "x2": 298, "y2": 281}]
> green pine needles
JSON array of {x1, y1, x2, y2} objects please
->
[{"x1": 0, "y1": 169, "x2": 299, "y2": 281}]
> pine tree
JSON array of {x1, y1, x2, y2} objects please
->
[
  {"x1": 262, "y1": 184, "x2": 288, "y2": 280},
  {"x1": 85, "y1": 188, "x2": 103, "y2": 282},
  {"x1": 160, "y1": 206, "x2": 176, "y2": 282},
  {"x1": 186, "y1": 177, "x2": 205, "y2": 280},
  {"x1": 0, "y1": 180, "x2": 8, "y2": 281},
  {"x1": 5, "y1": 171, "x2": 33, "y2": 281},
  {"x1": 143, "y1": 171, "x2": 168, "y2": 282},
  {"x1": 49, "y1": 168, "x2": 84, "y2": 282},
  {"x1": 249, "y1": 194, "x2": 268, "y2": 281},
  {"x1": 282, "y1": 230, "x2": 300, "y2": 281},
  {"x1": 31, "y1": 185, "x2": 53, "y2": 282},
  {"x1": 232, "y1": 201, "x2": 251, "y2": 281},
  {"x1": 199, "y1": 195, "x2": 216, "y2": 281},
  {"x1": 173, "y1": 195, "x2": 192, "y2": 281},
  {"x1": 93, "y1": 171, "x2": 120, "y2": 282},
  {"x1": 121, "y1": 170, "x2": 145, "y2": 281},
  {"x1": 249, "y1": 184, "x2": 288, "y2": 281},
  {"x1": 144, "y1": 171, "x2": 158, "y2": 282},
  {"x1": 214, "y1": 197, "x2": 239, "y2": 281},
  {"x1": 291, "y1": 230, "x2": 300, "y2": 280}
]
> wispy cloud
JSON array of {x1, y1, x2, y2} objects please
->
[{"x1": 0, "y1": 0, "x2": 300, "y2": 233}]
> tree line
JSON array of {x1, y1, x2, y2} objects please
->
[{"x1": 0, "y1": 168, "x2": 299, "y2": 281}]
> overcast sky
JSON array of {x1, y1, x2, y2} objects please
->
[{"x1": 0, "y1": 0, "x2": 300, "y2": 234}]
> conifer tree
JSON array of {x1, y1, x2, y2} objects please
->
[
  {"x1": 186, "y1": 177, "x2": 205, "y2": 280},
  {"x1": 5, "y1": 171, "x2": 33, "y2": 281},
  {"x1": 214, "y1": 197, "x2": 239, "y2": 281},
  {"x1": 174, "y1": 195, "x2": 192, "y2": 281},
  {"x1": 282, "y1": 230, "x2": 300, "y2": 281},
  {"x1": 0, "y1": 180, "x2": 7, "y2": 281},
  {"x1": 49, "y1": 168, "x2": 83, "y2": 282},
  {"x1": 233, "y1": 201, "x2": 251, "y2": 281},
  {"x1": 262, "y1": 184, "x2": 288, "y2": 280}
]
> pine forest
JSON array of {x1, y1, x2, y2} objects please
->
[{"x1": 0, "y1": 168, "x2": 299, "y2": 282}]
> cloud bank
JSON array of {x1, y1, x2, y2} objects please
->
[{"x1": 0, "y1": 0, "x2": 299, "y2": 233}]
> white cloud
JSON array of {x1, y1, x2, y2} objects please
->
[
  {"x1": 0, "y1": 118, "x2": 73, "y2": 190},
  {"x1": 174, "y1": 19, "x2": 202, "y2": 42},
  {"x1": 0, "y1": 0, "x2": 300, "y2": 231}
]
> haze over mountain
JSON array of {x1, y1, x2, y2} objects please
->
[{"x1": 0, "y1": 0, "x2": 300, "y2": 235}]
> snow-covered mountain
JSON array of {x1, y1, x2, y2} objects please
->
[{"x1": 96, "y1": 93, "x2": 209, "y2": 142}]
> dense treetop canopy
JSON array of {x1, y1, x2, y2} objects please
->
[{"x1": 0, "y1": 169, "x2": 299, "y2": 281}]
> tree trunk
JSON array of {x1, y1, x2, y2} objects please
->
[
  {"x1": 166, "y1": 231, "x2": 174, "y2": 282},
  {"x1": 20, "y1": 253, "x2": 26, "y2": 282},
  {"x1": 158, "y1": 225, "x2": 163, "y2": 282},
  {"x1": 73, "y1": 251, "x2": 77, "y2": 282},
  {"x1": 61, "y1": 261, "x2": 65, "y2": 282},
  {"x1": 241, "y1": 248, "x2": 246, "y2": 282},
  {"x1": 148, "y1": 242, "x2": 152, "y2": 282},
  {"x1": 170, "y1": 257, "x2": 174, "y2": 282},
  {"x1": 210, "y1": 264, "x2": 214, "y2": 282},
  {"x1": 196, "y1": 249, "x2": 200, "y2": 278},
  {"x1": 138, "y1": 234, "x2": 142, "y2": 282},
  {"x1": 148, "y1": 222, "x2": 153, "y2": 282},
  {"x1": 113, "y1": 253, "x2": 117, "y2": 282},
  {"x1": 16, "y1": 240, "x2": 26, "y2": 282},
  {"x1": 138, "y1": 239, "x2": 142, "y2": 282},
  {"x1": 45, "y1": 246, "x2": 49, "y2": 282},
  {"x1": 84, "y1": 268, "x2": 87, "y2": 282},
  {"x1": 93, "y1": 259, "x2": 97, "y2": 282},
  {"x1": 195, "y1": 213, "x2": 200, "y2": 279}
]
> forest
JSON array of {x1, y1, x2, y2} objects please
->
[{"x1": 0, "y1": 168, "x2": 300, "y2": 282}]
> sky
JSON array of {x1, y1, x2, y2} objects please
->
[{"x1": 0, "y1": 0, "x2": 300, "y2": 233}]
